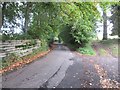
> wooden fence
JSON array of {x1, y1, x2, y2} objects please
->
[{"x1": 0, "y1": 40, "x2": 41, "y2": 58}]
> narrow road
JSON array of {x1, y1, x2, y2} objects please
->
[
  {"x1": 2, "y1": 45, "x2": 74, "y2": 88},
  {"x1": 1, "y1": 44, "x2": 119, "y2": 88}
]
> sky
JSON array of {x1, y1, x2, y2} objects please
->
[{"x1": 96, "y1": 4, "x2": 118, "y2": 40}]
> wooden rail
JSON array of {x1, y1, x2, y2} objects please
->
[{"x1": 0, "y1": 40, "x2": 41, "y2": 58}]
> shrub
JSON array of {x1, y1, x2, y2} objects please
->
[
  {"x1": 2, "y1": 53, "x2": 20, "y2": 68},
  {"x1": 59, "y1": 23, "x2": 95, "y2": 50},
  {"x1": 77, "y1": 45, "x2": 96, "y2": 55}
]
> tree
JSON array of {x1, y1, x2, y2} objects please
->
[
  {"x1": 59, "y1": 2, "x2": 99, "y2": 48},
  {"x1": 102, "y1": 8, "x2": 107, "y2": 40},
  {"x1": 1, "y1": 2, "x2": 34, "y2": 34},
  {"x1": 110, "y1": 4, "x2": 120, "y2": 37},
  {"x1": 1, "y1": 2, "x2": 20, "y2": 34},
  {"x1": 1, "y1": 2, "x2": 6, "y2": 27},
  {"x1": 99, "y1": 2, "x2": 110, "y2": 40},
  {"x1": 20, "y1": 2, "x2": 33, "y2": 33},
  {"x1": 1, "y1": 2, "x2": 100, "y2": 49},
  {"x1": 99, "y1": 2, "x2": 120, "y2": 40}
]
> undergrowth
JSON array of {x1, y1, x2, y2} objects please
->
[{"x1": 77, "y1": 45, "x2": 96, "y2": 55}]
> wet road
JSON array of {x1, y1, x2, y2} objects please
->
[{"x1": 1, "y1": 45, "x2": 119, "y2": 88}]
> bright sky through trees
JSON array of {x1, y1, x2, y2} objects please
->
[
  {"x1": 96, "y1": 4, "x2": 118, "y2": 40},
  {"x1": 1, "y1": 2, "x2": 115, "y2": 40}
]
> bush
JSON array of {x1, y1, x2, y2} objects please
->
[
  {"x1": 2, "y1": 53, "x2": 20, "y2": 68},
  {"x1": 2, "y1": 33, "x2": 33, "y2": 40},
  {"x1": 59, "y1": 24, "x2": 79, "y2": 48},
  {"x1": 59, "y1": 24, "x2": 95, "y2": 50},
  {"x1": 77, "y1": 45, "x2": 96, "y2": 55}
]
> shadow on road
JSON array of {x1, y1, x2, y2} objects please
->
[{"x1": 53, "y1": 44, "x2": 70, "y2": 51}]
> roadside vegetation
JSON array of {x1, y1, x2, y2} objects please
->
[
  {"x1": 0, "y1": 2, "x2": 120, "y2": 72},
  {"x1": 0, "y1": 44, "x2": 49, "y2": 70},
  {"x1": 98, "y1": 39, "x2": 119, "y2": 57},
  {"x1": 77, "y1": 45, "x2": 96, "y2": 56}
]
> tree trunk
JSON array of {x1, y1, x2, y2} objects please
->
[
  {"x1": 118, "y1": 16, "x2": 120, "y2": 38},
  {"x1": 118, "y1": 6, "x2": 120, "y2": 38},
  {"x1": 103, "y1": 10, "x2": 107, "y2": 40},
  {"x1": 0, "y1": 5, "x2": 2, "y2": 28},
  {"x1": 1, "y1": 2, "x2": 6, "y2": 28},
  {"x1": 23, "y1": 2, "x2": 31, "y2": 33}
]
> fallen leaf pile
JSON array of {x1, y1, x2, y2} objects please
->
[{"x1": 94, "y1": 64, "x2": 120, "y2": 88}]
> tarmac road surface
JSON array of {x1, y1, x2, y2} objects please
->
[{"x1": 1, "y1": 44, "x2": 119, "y2": 88}]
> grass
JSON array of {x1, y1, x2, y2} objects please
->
[
  {"x1": 77, "y1": 39, "x2": 119, "y2": 56},
  {"x1": 98, "y1": 39, "x2": 119, "y2": 57},
  {"x1": 100, "y1": 39, "x2": 118, "y2": 45},
  {"x1": 99, "y1": 49, "x2": 107, "y2": 56},
  {"x1": 77, "y1": 45, "x2": 96, "y2": 56},
  {"x1": 1, "y1": 53, "x2": 22, "y2": 69},
  {"x1": 108, "y1": 44, "x2": 118, "y2": 57}
]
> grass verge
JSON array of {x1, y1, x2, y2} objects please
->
[
  {"x1": 98, "y1": 39, "x2": 119, "y2": 57},
  {"x1": 0, "y1": 46, "x2": 50, "y2": 74},
  {"x1": 98, "y1": 48, "x2": 107, "y2": 56},
  {"x1": 77, "y1": 45, "x2": 96, "y2": 56}
]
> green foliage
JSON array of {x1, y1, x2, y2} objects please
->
[
  {"x1": 2, "y1": 33, "x2": 33, "y2": 40},
  {"x1": 2, "y1": 2, "x2": 101, "y2": 50},
  {"x1": 40, "y1": 39, "x2": 49, "y2": 51},
  {"x1": 100, "y1": 39, "x2": 118, "y2": 45},
  {"x1": 99, "y1": 39, "x2": 118, "y2": 57},
  {"x1": 99, "y1": 49, "x2": 107, "y2": 56},
  {"x1": 59, "y1": 2, "x2": 99, "y2": 49},
  {"x1": 0, "y1": 35, "x2": 2, "y2": 40},
  {"x1": 29, "y1": 39, "x2": 37, "y2": 46},
  {"x1": 110, "y1": 4, "x2": 120, "y2": 37},
  {"x1": 2, "y1": 53, "x2": 20, "y2": 68},
  {"x1": 77, "y1": 45, "x2": 96, "y2": 55},
  {"x1": 2, "y1": 34, "x2": 11, "y2": 40},
  {"x1": 59, "y1": 24, "x2": 79, "y2": 50}
]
